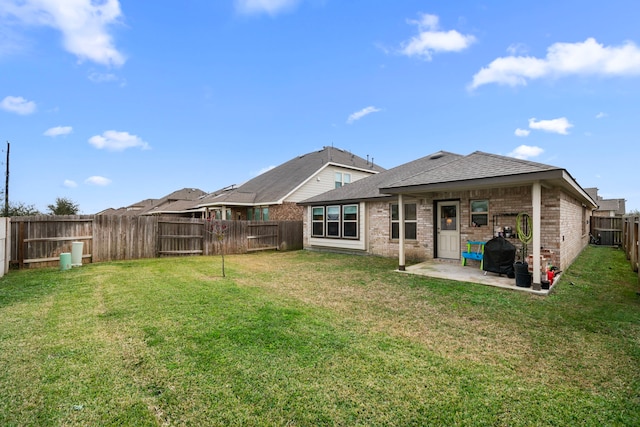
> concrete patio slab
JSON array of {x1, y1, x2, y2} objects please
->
[{"x1": 399, "y1": 260, "x2": 557, "y2": 296}]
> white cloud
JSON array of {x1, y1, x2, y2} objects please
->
[
  {"x1": 528, "y1": 117, "x2": 573, "y2": 135},
  {"x1": 1, "y1": 0, "x2": 125, "y2": 67},
  {"x1": 514, "y1": 128, "x2": 530, "y2": 137},
  {"x1": 508, "y1": 145, "x2": 544, "y2": 160},
  {"x1": 470, "y1": 38, "x2": 640, "y2": 89},
  {"x1": 63, "y1": 179, "x2": 77, "y2": 188},
  {"x1": 85, "y1": 176, "x2": 111, "y2": 186},
  {"x1": 88, "y1": 72, "x2": 118, "y2": 83},
  {"x1": 44, "y1": 125, "x2": 72, "y2": 137},
  {"x1": 506, "y1": 43, "x2": 528, "y2": 56},
  {"x1": 596, "y1": 112, "x2": 608, "y2": 119},
  {"x1": 1, "y1": 95, "x2": 36, "y2": 115},
  {"x1": 88, "y1": 130, "x2": 150, "y2": 151},
  {"x1": 400, "y1": 13, "x2": 476, "y2": 60},
  {"x1": 347, "y1": 106, "x2": 381, "y2": 124},
  {"x1": 234, "y1": 0, "x2": 300, "y2": 15}
]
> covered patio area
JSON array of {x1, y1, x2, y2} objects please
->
[{"x1": 399, "y1": 260, "x2": 558, "y2": 296}]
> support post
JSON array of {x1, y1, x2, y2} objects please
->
[
  {"x1": 398, "y1": 194, "x2": 405, "y2": 271},
  {"x1": 532, "y1": 182, "x2": 542, "y2": 285}
]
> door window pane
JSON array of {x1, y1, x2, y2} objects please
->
[{"x1": 441, "y1": 206, "x2": 457, "y2": 230}]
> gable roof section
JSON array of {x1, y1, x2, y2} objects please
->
[
  {"x1": 299, "y1": 150, "x2": 463, "y2": 205},
  {"x1": 100, "y1": 188, "x2": 207, "y2": 216},
  {"x1": 380, "y1": 151, "x2": 596, "y2": 207},
  {"x1": 198, "y1": 146, "x2": 384, "y2": 207},
  {"x1": 383, "y1": 151, "x2": 557, "y2": 189}
]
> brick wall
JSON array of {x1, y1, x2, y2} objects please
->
[
  {"x1": 559, "y1": 191, "x2": 589, "y2": 270},
  {"x1": 230, "y1": 203, "x2": 304, "y2": 221},
  {"x1": 304, "y1": 185, "x2": 588, "y2": 269},
  {"x1": 268, "y1": 202, "x2": 304, "y2": 221},
  {"x1": 366, "y1": 199, "x2": 430, "y2": 261}
]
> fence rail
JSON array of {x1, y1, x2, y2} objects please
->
[
  {"x1": 590, "y1": 216, "x2": 623, "y2": 246},
  {"x1": 9, "y1": 215, "x2": 303, "y2": 269}
]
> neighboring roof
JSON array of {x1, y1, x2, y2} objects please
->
[
  {"x1": 298, "y1": 150, "x2": 462, "y2": 205},
  {"x1": 95, "y1": 207, "x2": 123, "y2": 215},
  {"x1": 100, "y1": 188, "x2": 207, "y2": 216},
  {"x1": 162, "y1": 188, "x2": 208, "y2": 201},
  {"x1": 143, "y1": 198, "x2": 206, "y2": 215},
  {"x1": 380, "y1": 151, "x2": 596, "y2": 207},
  {"x1": 597, "y1": 198, "x2": 626, "y2": 214},
  {"x1": 584, "y1": 187, "x2": 626, "y2": 214},
  {"x1": 198, "y1": 146, "x2": 384, "y2": 207}
]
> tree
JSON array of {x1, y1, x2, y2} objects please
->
[
  {"x1": 3, "y1": 201, "x2": 41, "y2": 217},
  {"x1": 204, "y1": 218, "x2": 228, "y2": 277},
  {"x1": 47, "y1": 197, "x2": 79, "y2": 215}
]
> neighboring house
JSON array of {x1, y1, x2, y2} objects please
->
[
  {"x1": 584, "y1": 187, "x2": 626, "y2": 217},
  {"x1": 191, "y1": 146, "x2": 384, "y2": 221},
  {"x1": 97, "y1": 188, "x2": 207, "y2": 217},
  {"x1": 299, "y1": 151, "x2": 597, "y2": 286}
]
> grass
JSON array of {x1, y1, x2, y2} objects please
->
[{"x1": 0, "y1": 246, "x2": 638, "y2": 426}]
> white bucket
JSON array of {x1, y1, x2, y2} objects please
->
[{"x1": 71, "y1": 241, "x2": 84, "y2": 267}]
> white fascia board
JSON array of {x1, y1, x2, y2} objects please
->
[
  {"x1": 197, "y1": 201, "x2": 280, "y2": 208},
  {"x1": 561, "y1": 170, "x2": 598, "y2": 208}
]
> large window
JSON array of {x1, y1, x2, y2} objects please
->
[
  {"x1": 326, "y1": 206, "x2": 340, "y2": 237},
  {"x1": 334, "y1": 172, "x2": 352, "y2": 189},
  {"x1": 311, "y1": 204, "x2": 359, "y2": 239},
  {"x1": 247, "y1": 207, "x2": 269, "y2": 221},
  {"x1": 312, "y1": 207, "x2": 325, "y2": 237},
  {"x1": 211, "y1": 208, "x2": 232, "y2": 220},
  {"x1": 343, "y1": 205, "x2": 358, "y2": 238},
  {"x1": 470, "y1": 200, "x2": 488, "y2": 227},
  {"x1": 391, "y1": 203, "x2": 417, "y2": 240}
]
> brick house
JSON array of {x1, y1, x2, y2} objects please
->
[
  {"x1": 584, "y1": 187, "x2": 626, "y2": 217},
  {"x1": 192, "y1": 146, "x2": 384, "y2": 221},
  {"x1": 299, "y1": 151, "x2": 597, "y2": 286}
]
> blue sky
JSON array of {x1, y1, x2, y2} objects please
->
[{"x1": 1, "y1": 0, "x2": 639, "y2": 214}]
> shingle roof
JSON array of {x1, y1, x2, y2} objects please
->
[
  {"x1": 301, "y1": 150, "x2": 596, "y2": 208},
  {"x1": 597, "y1": 198, "x2": 625, "y2": 214},
  {"x1": 299, "y1": 150, "x2": 462, "y2": 204},
  {"x1": 383, "y1": 151, "x2": 559, "y2": 189},
  {"x1": 100, "y1": 188, "x2": 207, "y2": 216},
  {"x1": 199, "y1": 146, "x2": 384, "y2": 207}
]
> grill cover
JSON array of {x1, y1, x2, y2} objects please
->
[{"x1": 482, "y1": 236, "x2": 516, "y2": 276}]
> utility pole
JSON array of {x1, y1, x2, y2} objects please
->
[{"x1": 4, "y1": 141, "x2": 8, "y2": 217}]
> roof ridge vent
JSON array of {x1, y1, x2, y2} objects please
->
[{"x1": 429, "y1": 153, "x2": 444, "y2": 160}]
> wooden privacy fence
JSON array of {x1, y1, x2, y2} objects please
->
[
  {"x1": 622, "y1": 215, "x2": 639, "y2": 284},
  {"x1": 590, "y1": 216, "x2": 623, "y2": 246},
  {"x1": 10, "y1": 215, "x2": 303, "y2": 269}
]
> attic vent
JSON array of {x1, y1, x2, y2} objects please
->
[{"x1": 429, "y1": 153, "x2": 444, "y2": 160}]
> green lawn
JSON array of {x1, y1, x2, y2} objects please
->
[{"x1": 0, "y1": 246, "x2": 638, "y2": 426}]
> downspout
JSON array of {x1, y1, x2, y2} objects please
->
[
  {"x1": 398, "y1": 194, "x2": 406, "y2": 271},
  {"x1": 532, "y1": 182, "x2": 542, "y2": 285}
]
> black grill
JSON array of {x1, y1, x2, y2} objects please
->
[{"x1": 482, "y1": 236, "x2": 516, "y2": 277}]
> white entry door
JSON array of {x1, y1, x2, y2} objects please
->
[{"x1": 437, "y1": 201, "x2": 460, "y2": 259}]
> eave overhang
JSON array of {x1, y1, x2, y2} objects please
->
[{"x1": 380, "y1": 169, "x2": 597, "y2": 208}]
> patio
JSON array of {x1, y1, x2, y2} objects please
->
[{"x1": 400, "y1": 259, "x2": 557, "y2": 296}]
